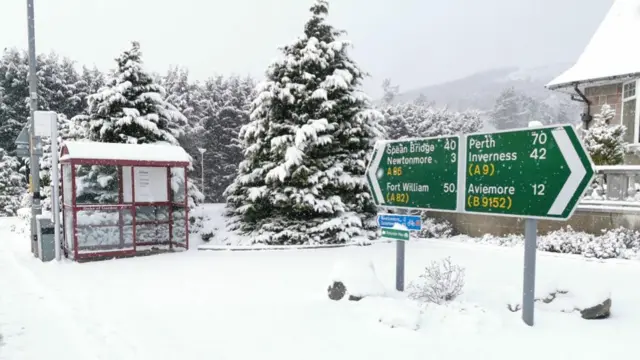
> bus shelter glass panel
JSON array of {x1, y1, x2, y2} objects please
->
[
  {"x1": 63, "y1": 164, "x2": 72, "y2": 205},
  {"x1": 76, "y1": 208, "x2": 133, "y2": 253},
  {"x1": 172, "y1": 207, "x2": 187, "y2": 245},
  {"x1": 170, "y1": 167, "x2": 187, "y2": 245},
  {"x1": 74, "y1": 165, "x2": 120, "y2": 205},
  {"x1": 64, "y1": 208, "x2": 74, "y2": 253},
  {"x1": 135, "y1": 205, "x2": 170, "y2": 244}
]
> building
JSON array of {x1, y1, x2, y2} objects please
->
[{"x1": 547, "y1": 0, "x2": 640, "y2": 161}]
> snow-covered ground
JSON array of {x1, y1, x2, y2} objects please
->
[{"x1": 1, "y1": 215, "x2": 638, "y2": 360}]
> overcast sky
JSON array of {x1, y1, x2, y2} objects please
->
[{"x1": 0, "y1": 0, "x2": 612, "y2": 97}]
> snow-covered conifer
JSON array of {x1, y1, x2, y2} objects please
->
[
  {"x1": 0, "y1": 49, "x2": 30, "y2": 154},
  {"x1": 84, "y1": 41, "x2": 185, "y2": 145},
  {"x1": 583, "y1": 104, "x2": 625, "y2": 165},
  {"x1": 381, "y1": 78, "x2": 399, "y2": 104},
  {"x1": 225, "y1": 0, "x2": 384, "y2": 245},
  {"x1": 0, "y1": 148, "x2": 26, "y2": 216},
  {"x1": 380, "y1": 104, "x2": 411, "y2": 140},
  {"x1": 491, "y1": 87, "x2": 523, "y2": 129}
]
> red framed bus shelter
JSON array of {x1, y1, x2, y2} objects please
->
[{"x1": 60, "y1": 141, "x2": 190, "y2": 261}]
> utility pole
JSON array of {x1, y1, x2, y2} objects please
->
[{"x1": 27, "y1": 0, "x2": 42, "y2": 250}]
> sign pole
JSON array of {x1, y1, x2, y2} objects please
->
[
  {"x1": 395, "y1": 210, "x2": 406, "y2": 291},
  {"x1": 521, "y1": 121, "x2": 541, "y2": 326},
  {"x1": 396, "y1": 239, "x2": 405, "y2": 291},
  {"x1": 377, "y1": 212, "x2": 419, "y2": 291},
  {"x1": 522, "y1": 218, "x2": 537, "y2": 326}
]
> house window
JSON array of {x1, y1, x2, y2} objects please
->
[{"x1": 621, "y1": 80, "x2": 638, "y2": 143}]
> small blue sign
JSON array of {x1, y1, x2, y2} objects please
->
[{"x1": 377, "y1": 214, "x2": 422, "y2": 231}]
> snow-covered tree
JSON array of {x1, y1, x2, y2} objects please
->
[
  {"x1": 74, "y1": 65, "x2": 105, "y2": 115},
  {"x1": 379, "y1": 80, "x2": 409, "y2": 140},
  {"x1": 381, "y1": 78, "x2": 399, "y2": 104},
  {"x1": 491, "y1": 87, "x2": 557, "y2": 130},
  {"x1": 0, "y1": 148, "x2": 26, "y2": 216},
  {"x1": 413, "y1": 93, "x2": 435, "y2": 107},
  {"x1": 491, "y1": 87, "x2": 524, "y2": 129},
  {"x1": 381, "y1": 101, "x2": 481, "y2": 140},
  {"x1": 380, "y1": 105, "x2": 411, "y2": 140},
  {"x1": 0, "y1": 49, "x2": 30, "y2": 154},
  {"x1": 83, "y1": 42, "x2": 185, "y2": 145},
  {"x1": 192, "y1": 75, "x2": 255, "y2": 202},
  {"x1": 225, "y1": 0, "x2": 384, "y2": 245},
  {"x1": 583, "y1": 104, "x2": 625, "y2": 165},
  {"x1": 411, "y1": 106, "x2": 482, "y2": 137},
  {"x1": 161, "y1": 66, "x2": 206, "y2": 172}
]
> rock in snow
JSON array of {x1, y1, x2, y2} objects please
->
[
  {"x1": 580, "y1": 298, "x2": 612, "y2": 320},
  {"x1": 327, "y1": 281, "x2": 347, "y2": 300},
  {"x1": 327, "y1": 259, "x2": 386, "y2": 301}
]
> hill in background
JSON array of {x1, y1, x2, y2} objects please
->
[{"x1": 395, "y1": 63, "x2": 579, "y2": 112}]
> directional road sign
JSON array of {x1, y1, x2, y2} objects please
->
[
  {"x1": 381, "y1": 228, "x2": 410, "y2": 241},
  {"x1": 366, "y1": 136, "x2": 460, "y2": 211},
  {"x1": 377, "y1": 214, "x2": 422, "y2": 231},
  {"x1": 463, "y1": 124, "x2": 594, "y2": 220}
]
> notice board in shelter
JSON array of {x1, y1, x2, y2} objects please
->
[{"x1": 122, "y1": 166, "x2": 168, "y2": 202}]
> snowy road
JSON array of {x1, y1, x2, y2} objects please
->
[{"x1": 1, "y1": 216, "x2": 639, "y2": 360}]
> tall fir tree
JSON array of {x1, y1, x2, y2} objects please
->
[
  {"x1": 84, "y1": 42, "x2": 185, "y2": 145},
  {"x1": 491, "y1": 87, "x2": 522, "y2": 129},
  {"x1": 225, "y1": 0, "x2": 384, "y2": 245}
]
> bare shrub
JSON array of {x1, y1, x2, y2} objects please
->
[{"x1": 407, "y1": 257, "x2": 465, "y2": 304}]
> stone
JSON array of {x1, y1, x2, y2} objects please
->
[
  {"x1": 348, "y1": 295, "x2": 363, "y2": 301},
  {"x1": 327, "y1": 281, "x2": 346, "y2": 301},
  {"x1": 580, "y1": 298, "x2": 612, "y2": 320}
]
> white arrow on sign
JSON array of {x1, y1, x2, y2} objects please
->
[
  {"x1": 367, "y1": 142, "x2": 386, "y2": 204},
  {"x1": 547, "y1": 127, "x2": 587, "y2": 215}
]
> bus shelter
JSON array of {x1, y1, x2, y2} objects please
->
[{"x1": 59, "y1": 141, "x2": 190, "y2": 261}]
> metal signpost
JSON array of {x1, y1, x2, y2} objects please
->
[
  {"x1": 377, "y1": 213, "x2": 421, "y2": 291},
  {"x1": 366, "y1": 124, "x2": 595, "y2": 325}
]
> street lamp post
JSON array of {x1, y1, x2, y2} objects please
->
[{"x1": 198, "y1": 148, "x2": 206, "y2": 196}]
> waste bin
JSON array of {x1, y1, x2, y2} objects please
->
[{"x1": 36, "y1": 217, "x2": 55, "y2": 262}]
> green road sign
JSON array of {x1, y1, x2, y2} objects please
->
[
  {"x1": 463, "y1": 124, "x2": 594, "y2": 220},
  {"x1": 381, "y1": 228, "x2": 410, "y2": 241},
  {"x1": 366, "y1": 136, "x2": 460, "y2": 211}
]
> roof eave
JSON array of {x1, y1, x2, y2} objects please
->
[{"x1": 547, "y1": 72, "x2": 640, "y2": 92}]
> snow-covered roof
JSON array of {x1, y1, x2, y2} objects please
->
[
  {"x1": 547, "y1": 0, "x2": 640, "y2": 90},
  {"x1": 60, "y1": 141, "x2": 190, "y2": 165}
]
